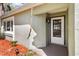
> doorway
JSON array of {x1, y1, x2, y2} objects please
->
[
  {"x1": 51, "y1": 16, "x2": 64, "y2": 45},
  {"x1": 45, "y1": 12, "x2": 68, "y2": 56},
  {"x1": 45, "y1": 15, "x2": 68, "y2": 56}
]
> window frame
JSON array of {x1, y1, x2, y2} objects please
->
[{"x1": 2, "y1": 16, "x2": 14, "y2": 35}]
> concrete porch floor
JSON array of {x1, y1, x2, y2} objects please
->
[{"x1": 41, "y1": 44, "x2": 68, "y2": 56}]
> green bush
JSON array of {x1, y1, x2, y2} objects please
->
[{"x1": 0, "y1": 32, "x2": 5, "y2": 39}]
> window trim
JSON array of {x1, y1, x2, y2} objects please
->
[{"x1": 2, "y1": 16, "x2": 14, "y2": 35}]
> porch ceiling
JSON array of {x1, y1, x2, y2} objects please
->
[{"x1": 33, "y1": 3, "x2": 68, "y2": 15}]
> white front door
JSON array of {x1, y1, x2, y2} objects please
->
[{"x1": 51, "y1": 16, "x2": 64, "y2": 45}]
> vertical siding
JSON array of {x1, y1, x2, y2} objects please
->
[
  {"x1": 14, "y1": 10, "x2": 46, "y2": 48},
  {"x1": 32, "y1": 14, "x2": 46, "y2": 47}
]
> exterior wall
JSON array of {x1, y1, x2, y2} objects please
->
[
  {"x1": 15, "y1": 11, "x2": 31, "y2": 25},
  {"x1": 14, "y1": 10, "x2": 46, "y2": 48},
  {"x1": 68, "y1": 4, "x2": 75, "y2": 56},
  {"x1": 75, "y1": 3, "x2": 79, "y2": 55},
  {"x1": 31, "y1": 14, "x2": 46, "y2": 48},
  {"x1": 5, "y1": 35, "x2": 13, "y2": 41}
]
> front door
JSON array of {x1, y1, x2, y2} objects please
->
[{"x1": 51, "y1": 16, "x2": 64, "y2": 45}]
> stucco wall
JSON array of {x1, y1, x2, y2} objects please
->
[{"x1": 14, "y1": 10, "x2": 46, "y2": 48}]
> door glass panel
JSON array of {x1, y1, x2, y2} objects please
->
[
  {"x1": 7, "y1": 21, "x2": 10, "y2": 31},
  {"x1": 11, "y1": 21, "x2": 13, "y2": 31},
  {"x1": 53, "y1": 19, "x2": 61, "y2": 37},
  {"x1": 4, "y1": 22, "x2": 6, "y2": 31}
]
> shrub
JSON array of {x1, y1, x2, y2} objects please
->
[{"x1": 0, "y1": 32, "x2": 5, "y2": 39}]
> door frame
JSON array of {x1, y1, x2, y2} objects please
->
[
  {"x1": 46, "y1": 15, "x2": 65, "y2": 46},
  {"x1": 51, "y1": 16, "x2": 65, "y2": 45}
]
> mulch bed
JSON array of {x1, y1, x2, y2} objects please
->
[{"x1": 0, "y1": 39, "x2": 28, "y2": 56}]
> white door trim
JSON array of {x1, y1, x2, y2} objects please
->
[{"x1": 51, "y1": 16, "x2": 64, "y2": 45}]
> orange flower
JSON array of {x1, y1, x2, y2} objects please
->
[
  {"x1": 0, "y1": 39, "x2": 28, "y2": 56},
  {"x1": 16, "y1": 44, "x2": 28, "y2": 54}
]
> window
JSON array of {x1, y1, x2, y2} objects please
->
[
  {"x1": 53, "y1": 19, "x2": 61, "y2": 37},
  {"x1": 3, "y1": 17, "x2": 14, "y2": 33}
]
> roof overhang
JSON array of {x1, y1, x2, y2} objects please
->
[{"x1": 0, "y1": 3, "x2": 44, "y2": 19}]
